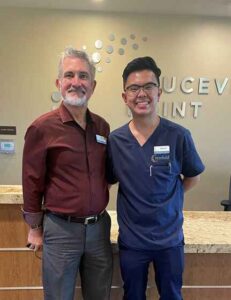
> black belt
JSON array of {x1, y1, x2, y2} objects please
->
[{"x1": 46, "y1": 210, "x2": 105, "y2": 225}]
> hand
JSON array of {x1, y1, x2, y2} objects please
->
[{"x1": 27, "y1": 227, "x2": 43, "y2": 252}]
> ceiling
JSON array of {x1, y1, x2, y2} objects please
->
[{"x1": 0, "y1": 0, "x2": 231, "y2": 18}]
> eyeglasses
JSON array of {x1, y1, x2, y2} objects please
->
[{"x1": 125, "y1": 82, "x2": 159, "y2": 95}]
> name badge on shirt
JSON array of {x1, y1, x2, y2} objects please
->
[
  {"x1": 152, "y1": 145, "x2": 170, "y2": 161},
  {"x1": 96, "y1": 134, "x2": 107, "y2": 145}
]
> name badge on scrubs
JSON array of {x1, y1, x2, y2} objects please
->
[
  {"x1": 96, "y1": 134, "x2": 107, "y2": 145},
  {"x1": 152, "y1": 145, "x2": 170, "y2": 162}
]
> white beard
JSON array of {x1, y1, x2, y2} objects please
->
[{"x1": 63, "y1": 95, "x2": 87, "y2": 107}]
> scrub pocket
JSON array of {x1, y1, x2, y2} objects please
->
[{"x1": 150, "y1": 160, "x2": 172, "y2": 196}]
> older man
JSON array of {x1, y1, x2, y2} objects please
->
[{"x1": 22, "y1": 47, "x2": 112, "y2": 300}]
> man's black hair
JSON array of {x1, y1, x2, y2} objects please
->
[{"x1": 122, "y1": 56, "x2": 161, "y2": 87}]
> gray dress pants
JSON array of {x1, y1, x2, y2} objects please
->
[{"x1": 42, "y1": 211, "x2": 113, "y2": 300}]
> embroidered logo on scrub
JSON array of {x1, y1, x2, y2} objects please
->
[{"x1": 152, "y1": 146, "x2": 170, "y2": 162}]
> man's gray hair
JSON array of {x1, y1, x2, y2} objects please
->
[{"x1": 58, "y1": 46, "x2": 96, "y2": 80}]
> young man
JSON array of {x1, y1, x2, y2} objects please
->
[
  {"x1": 107, "y1": 56, "x2": 205, "y2": 300},
  {"x1": 22, "y1": 47, "x2": 112, "y2": 300}
]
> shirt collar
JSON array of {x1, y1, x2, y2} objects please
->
[{"x1": 59, "y1": 101, "x2": 95, "y2": 124}]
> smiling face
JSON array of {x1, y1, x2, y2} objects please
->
[
  {"x1": 122, "y1": 69, "x2": 162, "y2": 118},
  {"x1": 56, "y1": 56, "x2": 96, "y2": 107}
]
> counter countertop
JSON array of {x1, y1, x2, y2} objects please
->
[
  {"x1": 1, "y1": 185, "x2": 231, "y2": 253},
  {"x1": 0, "y1": 185, "x2": 22, "y2": 204}
]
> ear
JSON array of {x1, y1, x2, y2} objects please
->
[
  {"x1": 122, "y1": 92, "x2": 127, "y2": 104},
  {"x1": 157, "y1": 88, "x2": 162, "y2": 102},
  {"x1": 91, "y1": 80, "x2": 97, "y2": 92},
  {"x1": 56, "y1": 79, "x2": 61, "y2": 89}
]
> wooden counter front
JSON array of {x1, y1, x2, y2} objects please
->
[{"x1": 1, "y1": 186, "x2": 231, "y2": 299}]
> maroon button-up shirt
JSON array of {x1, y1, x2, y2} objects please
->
[{"x1": 23, "y1": 102, "x2": 110, "y2": 224}]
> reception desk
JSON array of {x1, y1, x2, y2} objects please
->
[{"x1": 1, "y1": 185, "x2": 231, "y2": 300}]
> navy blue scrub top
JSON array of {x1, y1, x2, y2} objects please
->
[{"x1": 107, "y1": 117, "x2": 205, "y2": 251}]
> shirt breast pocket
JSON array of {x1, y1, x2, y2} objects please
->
[{"x1": 150, "y1": 161, "x2": 172, "y2": 196}]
